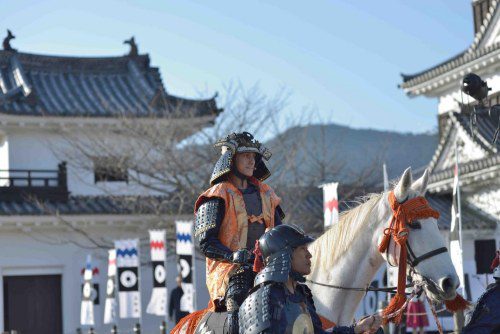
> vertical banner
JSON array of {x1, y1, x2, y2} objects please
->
[
  {"x1": 176, "y1": 221, "x2": 195, "y2": 313},
  {"x1": 450, "y1": 157, "x2": 466, "y2": 296},
  {"x1": 383, "y1": 163, "x2": 389, "y2": 193},
  {"x1": 146, "y1": 230, "x2": 167, "y2": 316},
  {"x1": 81, "y1": 255, "x2": 95, "y2": 326},
  {"x1": 322, "y1": 182, "x2": 339, "y2": 228},
  {"x1": 115, "y1": 239, "x2": 141, "y2": 319},
  {"x1": 104, "y1": 249, "x2": 117, "y2": 324}
]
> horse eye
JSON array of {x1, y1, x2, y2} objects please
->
[{"x1": 409, "y1": 221, "x2": 422, "y2": 229}]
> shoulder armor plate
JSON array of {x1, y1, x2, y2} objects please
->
[
  {"x1": 194, "y1": 199, "x2": 221, "y2": 238},
  {"x1": 238, "y1": 283, "x2": 275, "y2": 334}
]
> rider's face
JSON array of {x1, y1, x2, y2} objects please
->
[
  {"x1": 291, "y1": 244, "x2": 312, "y2": 276},
  {"x1": 234, "y1": 152, "x2": 256, "y2": 177}
]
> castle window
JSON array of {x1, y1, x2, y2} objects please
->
[{"x1": 93, "y1": 157, "x2": 129, "y2": 183}]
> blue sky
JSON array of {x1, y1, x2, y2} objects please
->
[{"x1": 1, "y1": 0, "x2": 473, "y2": 133}]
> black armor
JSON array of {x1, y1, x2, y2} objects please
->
[
  {"x1": 254, "y1": 225, "x2": 314, "y2": 285},
  {"x1": 195, "y1": 199, "x2": 233, "y2": 261},
  {"x1": 226, "y1": 266, "x2": 258, "y2": 334},
  {"x1": 254, "y1": 251, "x2": 291, "y2": 285},
  {"x1": 239, "y1": 282, "x2": 355, "y2": 334},
  {"x1": 238, "y1": 283, "x2": 274, "y2": 334}
]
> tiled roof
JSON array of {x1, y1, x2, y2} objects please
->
[
  {"x1": 426, "y1": 193, "x2": 498, "y2": 230},
  {"x1": 429, "y1": 153, "x2": 500, "y2": 184},
  {"x1": 453, "y1": 110, "x2": 499, "y2": 152},
  {"x1": 400, "y1": 2, "x2": 500, "y2": 89},
  {"x1": 399, "y1": 43, "x2": 500, "y2": 88},
  {"x1": 469, "y1": 0, "x2": 499, "y2": 52},
  {"x1": 427, "y1": 111, "x2": 499, "y2": 185},
  {"x1": 0, "y1": 195, "x2": 193, "y2": 216},
  {"x1": 0, "y1": 50, "x2": 221, "y2": 118}
]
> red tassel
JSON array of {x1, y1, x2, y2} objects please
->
[
  {"x1": 383, "y1": 293, "x2": 407, "y2": 324},
  {"x1": 445, "y1": 293, "x2": 470, "y2": 312},
  {"x1": 253, "y1": 240, "x2": 264, "y2": 273}
]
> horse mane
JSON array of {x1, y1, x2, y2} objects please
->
[{"x1": 309, "y1": 193, "x2": 382, "y2": 274}]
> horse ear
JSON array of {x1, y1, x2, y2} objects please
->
[
  {"x1": 394, "y1": 167, "x2": 413, "y2": 202},
  {"x1": 411, "y1": 169, "x2": 429, "y2": 196}
]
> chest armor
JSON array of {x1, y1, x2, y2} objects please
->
[
  {"x1": 283, "y1": 291, "x2": 314, "y2": 334},
  {"x1": 242, "y1": 186, "x2": 266, "y2": 249}
]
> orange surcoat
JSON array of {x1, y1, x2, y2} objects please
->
[{"x1": 194, "y1": 178, "x2": 281, "y2": 305}]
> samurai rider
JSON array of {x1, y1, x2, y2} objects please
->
[
  {"x1": 462, "y1": 250, "x2": 500, "y2": 334},
  {"x1": 239, "y1": 225, "x2": 383, "y2": 334},
  {"x1": 194, "y1": 132, "x2": 284, "y2": 334}
]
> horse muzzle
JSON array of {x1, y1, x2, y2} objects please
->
[{"x1": 413, "y1": 273, "x2": 459, "y2": 302}]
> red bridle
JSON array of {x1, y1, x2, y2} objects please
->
[{"x1": 378, "y1": 191, "x2": 443, "y2": 324}]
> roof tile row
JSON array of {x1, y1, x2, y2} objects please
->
[{"x1": 0, "y1": 51, "x2": 220, "y2": 118}]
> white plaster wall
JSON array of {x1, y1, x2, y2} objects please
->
[
  {"x1": 467, "y1": 186, "x2": 500, "y2": 219},
  {"x1": 0, "y1": 131, "x2": 8, "y2": 186},
  {"x1": 0, "y1": 228, "x2": 209, "y2": 334},
  {"x1": 459, "y1": 228, "x2": 499, "y2": 334},
  {"x1": 434, "y1": 127, "x2": 487, "y2": 172},
  {"x1": 4, "y1": 127, "x2": 164, "y2": 196}
]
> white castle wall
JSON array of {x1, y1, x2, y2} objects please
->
[
  {"x1": 4, "y1": 126, "x2": 166, "y2": 197},
  {"x1": 0, "y1": 226, "x2": 209, "y2": 334}
]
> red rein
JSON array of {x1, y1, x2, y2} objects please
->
[{"x1": 379, "y1": 191, "x2": 467, "y2": 324}]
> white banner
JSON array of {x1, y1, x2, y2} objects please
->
[
  {"x1": 322, "y1": 182, "x2": 339, "y2": 228},
  {"x1": 115, "y1": 239, "x2": 141, "y2": 319},
  {"x1": 104, "y1": 249, "x2": 117, "y2": 324},
  {"x1": 176, "y1": 221, "x2": 194, "y2": 255},
  {"x1": 176, "y1": 221, "x2": 195, "y2": 313},
  {"x1": 450, "y1": 162, "x2": 465, "y2": 294},
  {"x1": 80, "y1": 255, "x2": 95, "y2": 326},
  {"x1": 147, "y1": 230, "x2": 167, "y2": 316}
]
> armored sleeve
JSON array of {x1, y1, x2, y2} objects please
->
[
  {"x1": 302, "y1": 284, "x2": 355, "y2": 334},
  {"x1": 195, "y1": 198, "x2": 233, "y2": 261}
]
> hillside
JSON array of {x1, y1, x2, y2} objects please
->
[{"x1": 266, "y1": 123, "x2": 438, "y2": 185}]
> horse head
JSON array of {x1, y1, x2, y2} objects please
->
[{"x1": 379, "y1": 167, "x2": 459, "y2": 303}]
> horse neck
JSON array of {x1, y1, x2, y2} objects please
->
[{"x1": 309, "y1": 204, "x2": 387, "y2": 325}]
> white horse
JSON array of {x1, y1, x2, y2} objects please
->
[
  {"x1": 307, "y1": 167, "x2": 460, "y2": 325},
  {"x1": 174, "y1": 167, "x2": 460, "y2": 333}
]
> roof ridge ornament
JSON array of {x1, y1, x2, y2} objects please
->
[
  {"x1": 123, "y1": 36, "x2": 138, "y2": 57},
  {"x1": 2, "y1": 29, "x2": 16, "y2": 52}
]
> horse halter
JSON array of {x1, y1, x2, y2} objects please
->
[
  {"x1": 382, "y1": 192, "x2": 446, "y2": 268},
  {"x1": 378, "y1": 191, "x2": 444, "y2": 324},
  {"x1": 386, "y1": 220, "x2": 448, "y2": 269}
]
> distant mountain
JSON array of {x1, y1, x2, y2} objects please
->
[{"x1": 265, "y1": 123, "x2": 438, "y2": 185}]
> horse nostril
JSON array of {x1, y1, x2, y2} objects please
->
[{"x1": 439, "y1": 276, "x2": 457, "y2": 294}]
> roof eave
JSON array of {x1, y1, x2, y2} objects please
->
[
  {"x1": 400, "y1": 47, "x2": 500, "y2": 97},
  {"x1": 427, "y1": 162, "x2": 500, "y2": 194}
]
